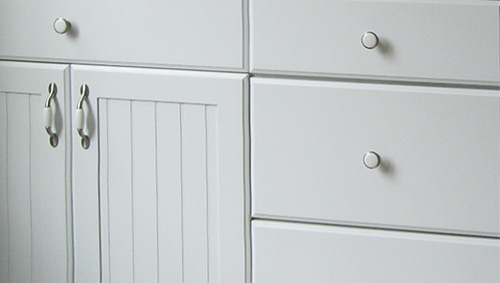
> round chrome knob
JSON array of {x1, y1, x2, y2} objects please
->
[
  {"x1": 361, "y1": 31, "x2": 379, "y2": 49},
  {"x1": 53, "y1": 18, "x2": 70, "y2": 34},
  {"x1": 363, "y1": 151, "x2": 381, "y2": 169}
]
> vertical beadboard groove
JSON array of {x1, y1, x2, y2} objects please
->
[
  {"x1": 5, "y1": 94, "x2": 8, "y2": 283},
  {"x1": 5, "y1": 94, "x2": 9, "y2": 283},
  {"x1": 106, "y1": 99, "x2": 111, "y2": 283},
  {"x1": 206, "y1": 105, "x2": 219, "y2": 283},
  {"x1": 205, "y1": 105, "x2": 210, "y2": 283},
  {"x1": 155, "y1": 102, "x2": 160, "y2": 283},
  {"x1": 28, "y1": 95, "x2": 33, "y2": 283},
  {"x1": 129, "y1": 101, "x2": 135, "y2": 283},
  {"x1": 179, "y1": 104, "x2": 185, "y2": 283},
  {"x1": 0, "y1": 92, "x2": 9, "y2": 283},
  {"x1": 98, "y1": 98, "x2": 110, "y2": 283}
]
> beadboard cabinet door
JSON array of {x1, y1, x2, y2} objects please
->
[
  {"x1": 0, "y1": 61, "x2": 72, "y2": 283},
  {"x1": 71, "y1": 65, "x2": 248, "y2": 283}
]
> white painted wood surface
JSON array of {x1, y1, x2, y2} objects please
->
[
  {"x1": 250, "y1": 0, "x2": 500, "y2": 83},
  {"x1": 0, "y1": 93, "x2": 7, "y2": 283},
  {"x1": 7, "y1": 94, "x2": 31, "y2": 283},
  {"x1": 181, "y1": 104, "x2": 209, "y2": 282},
  {"x1": 251, "y1": 78, "x2": 500, "y2": 237},
  {"x1": 72, "y1": 65, "x2": 247, "y2": 282},
  {"x1": 156, "y1": 103, "x2": 183, "y2": 283},
  {"x1": 131, "y1": 101, "x2": 159, "y2": 283},
  {"x1": 0, "y1": 61, "x2": 71, "y2": 283},
  {"x1": 252, "y1": 220, "x2": 500, "y2": 283},
  {"x1": 0, "y1": 0, "x2": 246, "y2": 71},
  {"x1": 103, "y1": 99, "x2": 134, "y2": 283}
]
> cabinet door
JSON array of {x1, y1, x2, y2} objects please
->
[
  {"x1": 0, "y1": 61, "x2": 71, "y2": 283},
  {"x1": 71, "y1": 65, "x2": 248, "y2": 283}
]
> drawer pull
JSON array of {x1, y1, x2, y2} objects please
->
[
  {"x1": 53, "y1": 18, "x2": 70, "y2": 34},
  {"x1": 363, "y1": 151, "x2": 380, "y2": 169},
  {"x1": 361, "y1": 31, "x2": 379, "y2": 50},
  {"x1": 44, "y1": 82, "x2": 58, "y2": 148},
  {"x1": 76, "y1": 84, "x2": 90, "y2": 150}
]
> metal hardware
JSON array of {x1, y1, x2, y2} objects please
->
[
  {"x1": 53, "y1": 18, "x2": 70, "y2": 34},
  {"x1": 76, "y1": 84, "x2": 90, "y2": 149},
  {"x1": 363, "y1": 151, "x2": 381, "y2": 169},
  {"x1": 361, "y1": 31, "x2": 379, "y2": 50},
  {"x1": 44, "y1": 82, "x2": 58, "y2": 147}
]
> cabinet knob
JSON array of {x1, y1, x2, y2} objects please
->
[
  {"x1": 363, "y1": 151, "x2": 381, "y2": 169},
  {"x1": 53, "y1": 18, "x2": 70, "y2": 34},
  {"x1": 361, "y1": 31, "x2": 379, "y2": 49}
]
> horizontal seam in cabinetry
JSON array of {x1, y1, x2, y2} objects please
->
[
  {"x1": 0, "y1": 58, "x2": 250, "y2": 76},
  {"x1": 250, "y1": 73, "x2": 500, "y2": 90},
  {"x1": 251, "y1": 217, "x2": 500, "y2": 240},
  {"x1": 2, "y1": 57, "x2": 496, "y2": 90}
]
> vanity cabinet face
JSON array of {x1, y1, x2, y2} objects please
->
[
  {"x1": 0, "y1": 62, "x2": 71, "y2": 283},
  {"x1": 71, "y1": 65, "x2": 247, "y2": 283}
]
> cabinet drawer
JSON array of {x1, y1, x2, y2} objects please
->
[
  {"x1": 0, "y1": 1, "x2": 245, "y2": 70},
  {"x1": 250, "y1": 0, "x2": 500, "y2": 83},
  {"x1": 251, "y1": 78, "x2": 500, "y2": 236},
  {"x1": 252, "y1": 220, "x2": 500, "y2": 283}
]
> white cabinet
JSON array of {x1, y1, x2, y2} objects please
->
[
  {"x1": 1, "y1": 1, "x2": 249, "y2": 282},
  {"x1": 250, "y1": 0, "x2": 500, "y2": 84},
  {"x1": 0, "y1": 63, "x2": 248, "y2": 283},
  {"x1": 249, "y1": 0, "x2": 500, "y2": 281},
  {"x1": 0, "y1": 1, "x2": 247, "y2": 71},
  {"x1": 253, "y1": 220, "x2": 500, "y2": 283},
  {"x1": 71, "y1": 65, "x2": 248, "y2": 283},
  {"x1": 3, "y1": 0, "x2": 500, "y2": 281},
  {"x1": 251, "y1": 78, "x2": 500, "y2": 237},
  {"x1": 0, "y1": 62, "x2": 72, "y2": 282}
]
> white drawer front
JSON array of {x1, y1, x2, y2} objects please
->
[
  {"x1": 252, "y1": 220, "x2": 500, "y2": 283},
  {"x1": 251, "y1": 78, "x2": 500, "y2": 236},
  {"x1": 0, "y1": 1, "x2": 245, "y2": 70},
  {"x1": 250, "y1": 0, "x2": 500, "y2": 83}
]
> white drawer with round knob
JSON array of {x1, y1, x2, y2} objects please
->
[
  {"x1": 0, "y1": 0, "x2": 246, "y2": 70},
  {"x1": 250, "y1": 0, "x2": 500, "y2": 84},
  {"x1": 251, "y1": 78, "x2": 500, "y2": 237}
]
